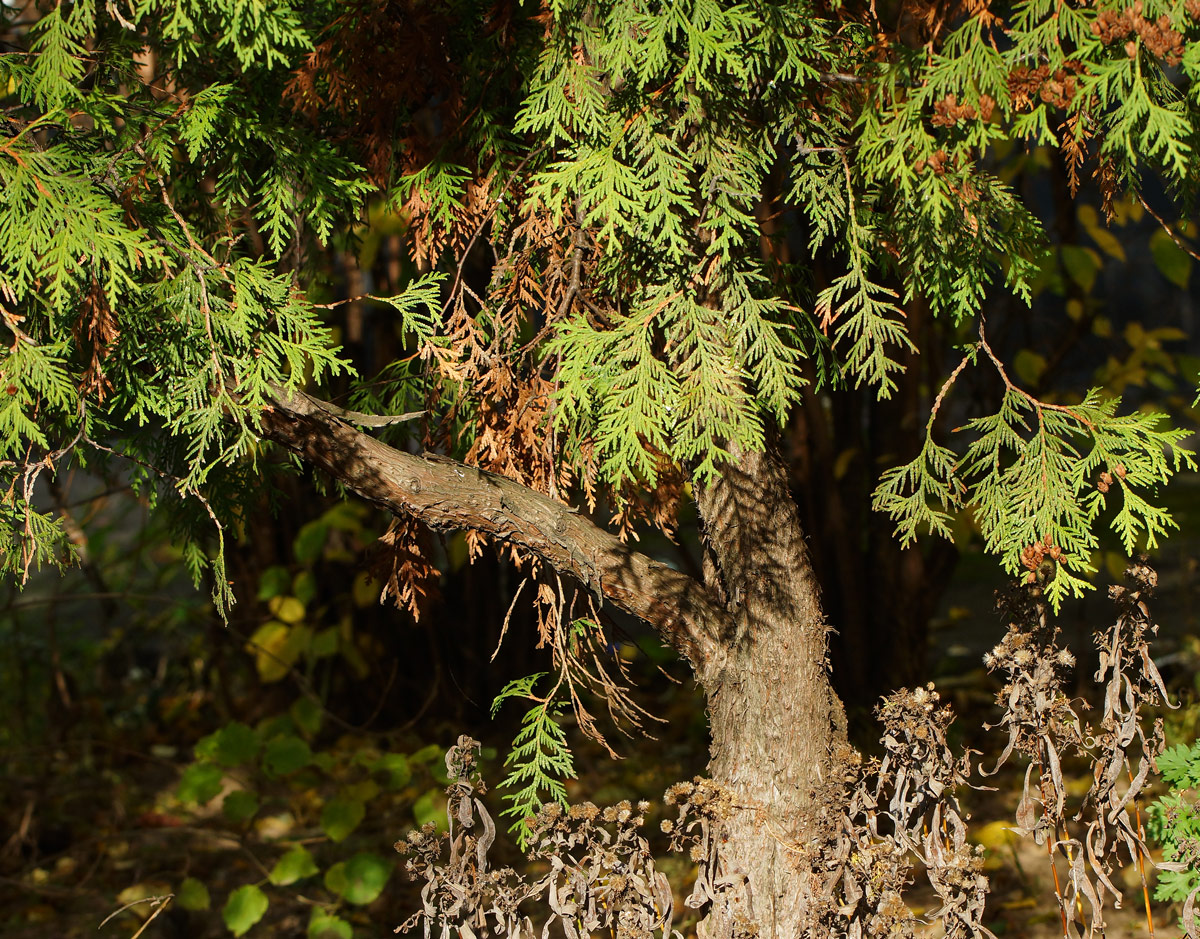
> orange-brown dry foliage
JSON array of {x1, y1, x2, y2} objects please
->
[
  {"x1": 373, "y1": 513, "x2": 441, "y2": 620},
  {"x1": 74, "y1": 278, "x2": 120, "y2": 402}
]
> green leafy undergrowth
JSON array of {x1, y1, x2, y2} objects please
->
[
  {"x1": 174, "y1": 713, "x2": 453, "y2": 937},
  {"x1": 1148, "y1": 740, "x2": 1200, "y2": 917}
]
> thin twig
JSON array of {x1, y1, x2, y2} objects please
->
[
  {"x1": 127, "y1": 895, "x2": 173, "y2": 939},
  {"x1": 441, "y1": 145, "x2": 546, "y2": 315},
  {"x1": 554, "y1": 199, "x2": 589, "y2": 319},
  {"x1": 134, "y1": 142, "x2": 223, "y2": 378},
  {"x1": 84, "y1": 437, "x2": 222, "y2": 532},
  {"x1": 928, "y1": 346, "x2": 977, "y2": 426},
  {"x1": 98, "y1": 893, "x2": 172, "y2": 930},
  {"x1": 0, "y1": 304, "x2": 37, "y2": 346},
  {"x1": 1137, "y1": 193, "x2": 1200, "y2": 264},
  {"x1": 1047, "y1": 827, "x2": 1069, "y2": 938},
  {"x1": 977, "y1": 321, "x2": 1094, "y2": 429},
  {"x1": 1128, "y1": 766, "x2": 1156, "y2": 938},
  {"x1": 493, "y1": 575, "x2": 530, "y2": 662}
]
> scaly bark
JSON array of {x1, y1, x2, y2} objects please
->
[{"x1": 696, "y1": 444, "x2": 847, "y2": 939}]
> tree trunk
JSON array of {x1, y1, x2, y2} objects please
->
[
  {"x1": 259, "y1": 391, "x2": 848, "y2": 939},
  {"x1": 696, "y1": 445, "x2": 848, "y2": 939}
]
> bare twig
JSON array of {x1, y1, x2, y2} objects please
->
[
  {"x1": 126, "y1": 896, "x2": 173, "y2": 939},
  {"x1": 133, "y1": 142, "x2": 224, "y2": 378},
  {"x1": 98, "y1": 893, "x2": 173, "y2": 931},
  {"x1": 928, "y1": 346, "x2": 977, "y2": 426},
  {"x1": 555, "y1": 199, "x2": 589, "y2": 319},
  {"x1": 977, "y1": 321, "x2": 1094, "y2": 429},
  {"x1": 441, "y1": 145, "x2": 546, "y2": 315},
  {"x1": 1138, "y1": 193, "x2": 1200, "y2": 264}
]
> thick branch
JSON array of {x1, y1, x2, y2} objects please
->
[{"x1": 258, "y1": 388, "x2": 724, "y2": 668}]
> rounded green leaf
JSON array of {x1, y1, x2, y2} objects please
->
[
  {"x1": 262, "y1": 735, "x2": 312, "y2": 777},
  {"x1": 351, "y1": 571, "x2": 377, "y2": 608},
  {"x1": 213, "y1": 723, "x2": 262, "y2": 767},
  {"x1": 248, "y1": 621, "x2": 296, "y2": 683},
  {"x1": 178, "y1": 762, "x2": 224, "y2": 805},
  {"x1": 268, "y1": 595, "x2": 306, "y2": 625},
  {"x1": 312, "y1": 751, "x2": 337, "y2": 773},
  {"x1": 223, "y1": 790, "x2": 260, "y2": 823},
  {"x1": 293, "y1": 520, "x2": 329, "y2": 563},
  {"x1": 308, "y1": 911, "x2": 353, "y2": 939},
  {"x1": 311, "y1": 628, "x2": 339, "y2": 659},
  {"x1": 293, "y1": 570, "x2": 318, "y2": 606},
  {"x1": 1013, "y1": 349, "x2": 1046, "y2": 387},
  {"x1": 324, "y1": 853, "x2": 392, "y2": 906},
  {"x1": 256, "y1": 566, "x2": 292, "y2": 601},
  {"x1": 1059, "y1": 244, "x2": 1099, "y2": 292},
  {"x1": 1078, "y1": 205, "x2": 1126, "y2": 262},
  {"x1": 222, "y1": 884, "x2": 269, "y2": 937},
  {"x1": 320, "y1": 797, "x2": 365, "y2": 843},
  {"x1": 290, "y1": 697, "x2": 323, "y2": 737},
  {"x1": 344, "y1": 779, "x2": 380, "y2": 803},
  {"x1": 1151, "y1": 228, "x2": 1192, "y2": 289},
  {"x1": 269, "y1": 846, "x2": 319, "y2": 886},
  {"x1": 340, "y1": 852, "x2": 393, "y2": 905},
  {"x1": 194, "y1": 731, "x2": 220, "y2": 761},
  {"x1": 323, "y1": 862, "x2": 347, "y2": 898},
  {"x1": 408, "y1": 743, "x2": 442, "y2": 765},
  {"x1": 177, "y1": 877, "x2": 211, "y2": 911},
  {"x1": 373, "y1": 753, "x2": 412, "y2": 789}
]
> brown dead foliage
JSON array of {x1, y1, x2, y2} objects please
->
[
  {"x1": 514, "y1": 571, "x2": 659, "y2": 756},
  {"x1": 73, "y1": 278, "x2": 120, "y2": 402},
  {"x1": 398, "y1": 565, "x2": 1179, "y2": 939},
  {"x1": 863, "y1": 0, "x2": 1000, "y2": 46},
  {"x1": 932, "y1": 94, "x2": 978, "y2": 127},
  {"x1": 794, "y1": 685, "x2": 989, "y2": 939},
  {"x1": 982, "y1": 563, "x2": 1169, "y2": 937},
  {"x1": 397, "y1": 737, "x2": 677, "y2": 939},
  {"x1": 373, "y1": 513, "x2": 441, "y2": 621},
  {"x1": 284, "y1": 0, "x2": 464, "y2": 185},
  {"x1": 1007, "y1": 62, "x2": 1086, "y2": 113},
  {"x1": 283, "y1": 0, "x2": 515, "y2": 267}
]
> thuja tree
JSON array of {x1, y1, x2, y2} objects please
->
[{"x1": 3, "y1": 0, "x2": 1200, "y2": 936}]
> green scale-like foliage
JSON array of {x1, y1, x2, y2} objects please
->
[
  {"x1": 1, "y1": 0, "x2": 1199, "y2": 613},
  {"x1": 0, "y1": 1, "x2": 360, "y2": 598},
  {"x1": 521, "y1": 1, "x2": 848, "y2": 481},
  {"x1": 490, "y1": 673, "x2": 578, "y2": 850}
]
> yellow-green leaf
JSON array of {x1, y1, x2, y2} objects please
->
[{"x1": 223, "y1": 885, "x2": 268, "y2": 937}]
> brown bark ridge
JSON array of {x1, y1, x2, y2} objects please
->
[
  {"x1": 696, "y1": 444, "x2": 848, "y2": 939},
  {"x1": 260, "y1": 387, "x2": 848, "y2": 939},
  {"x1": 258, "y1": 386, "x2": 726, "y2": 669}
]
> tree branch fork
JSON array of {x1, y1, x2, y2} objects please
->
[{"x1": 258, "y1": 386, "x2": 728, "y2": 671}]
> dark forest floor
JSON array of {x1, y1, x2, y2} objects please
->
[{"x1": 4, "y1": 494, "x2": 1200, "y2": 938}]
